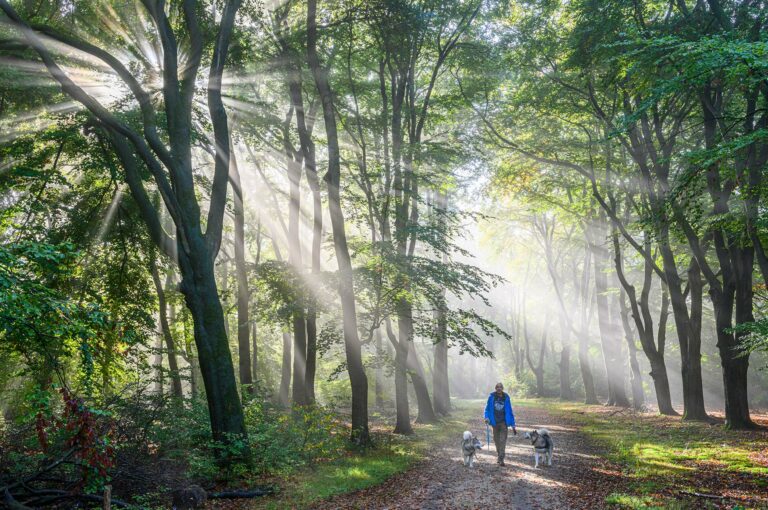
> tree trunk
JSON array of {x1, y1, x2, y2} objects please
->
[
  {"x1": 251, "y1": 321, "x2": 258, "y2": 392},
  {"x1": 307, "y1": 0, "x2": 369, "y2": 443},
  {"x1": 708, "y1": 245, "x2": 755, "y2": 429},
  {"x1": 178, "y1": 253, "x2": 246, "y2": 443},
  {"x1": 618, "y1": 289, "x2": 644, "y2": 410},
  {"x1": 685, "y1": 89, "x2": 751, "y2": 427},
  {"x1": 279, "y1": 329, "x2": 291, "y2": 408},
  {"x1": 252, "y1": 220, "x2": 263, "y2": 393},
  {"x1": 407, "y1": 339, "x2": 438, "y2": 424},
  {"x1": 684, "y1": 257, "x2": 707, "y2": 420},
  {"x1": 525, "y1": 320, "x2": 548, "y2": 398},
  {"x1": 150, "y1": 261, "x2": 183, "y2": 398},
  {"x1": 153, "y1": 330, "x2": 164, "y2": 395},
  {"x1": 285, "y1": 132, "x2": 308, "y2": 407},
  {"x1": 287, "y1": 52, "x2": 321, "y2": 406},
  {"x1": 433, "y1": 320, "x2": 450, "y2": 414},
  {"x1": 375, "y1": 328, "x2": 385, "y2": 407},
  {"x1": 658, "y1": 237, "x2": 706, "y2": 420},
  {"x1": 537, "y1": 336, "x2": 546, "y2": 397},
  {"x1": 578, "y1": 331, "x2": 598, "y2": 404},
  {"x1": 305, "y1": 314, "x2": 317, "y2": 403},
  {"x1": 728, "y1": 245, "x2": 755, "y2": 428},
  {"x1": 393, "y1": 339, "x2": 413, "y2": 435},
  {"x1": 576, "y1": 246, "x2": 599, "y2": 404},
  {"x1": 385, "y1": 318, "x2": 413, "y2": 433},
  {"x1": 432, "y1": 191, "x2": 450, "y2": 415},
  {"x1": 291, "y1": 316, "x2": 308, "y2": 406},
  {"x1": 612, "y1": 231, "x2": 677, "y2": 415},
  {"x1": 230, "y1": 152, "x2": 253, "y2": 396},
  {"x1": 558, "y1": 346, "x2": 572, "y2": 401},
  {"x1": 590, "y1": 220, "x2": 629, "y2": 406},
  {"x1": 648, "y1": 353, "x2": 675, "y2": 415}
]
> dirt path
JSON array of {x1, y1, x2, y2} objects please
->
[{"x1": 312, "y1": 407, "x2": 620, "y2": 510}]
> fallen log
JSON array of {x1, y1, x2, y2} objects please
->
[
  {"x1": 209, "y1": 487, "x2": 275, "y2": 499},
  {"x1": 6, "y1": 488, "x2": 134, "y2": 509},
  {"x1": 0, "y1": 448, "x2": 76, "y2": 494},
  {"x1": 4, "y1": 489, "x2": 32, "y2": 510}
]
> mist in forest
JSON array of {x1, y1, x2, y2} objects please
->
[
  {"x1": 438, "y1": 204, "x2": 768, "y2": 412},
  {"x1": 2, "y1": 1, "x2": 768, "y2": 507}
]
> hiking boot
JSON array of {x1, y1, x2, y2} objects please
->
[{"x1": 498, "y1": 459, "x2": 505, "y2": 466}]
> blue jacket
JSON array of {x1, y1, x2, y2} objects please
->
[{"x1": 484, "y1": 392, "x2": 515, "y2": 427}]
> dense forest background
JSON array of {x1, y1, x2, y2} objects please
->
[{"x1": 1, "y1": 0, "x2": 767, "y2": 507}]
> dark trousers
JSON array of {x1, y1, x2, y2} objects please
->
[{"x1": 492, "y1": 423, "x2": 508, "y2": 460}]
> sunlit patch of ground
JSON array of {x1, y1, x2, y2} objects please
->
[{"x1": 542, "y1": 399, "x2": 768, "y2": 509}]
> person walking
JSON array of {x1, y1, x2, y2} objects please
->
[{"x1": 484, "y1": 382, "x2": 517, "y2": 466}]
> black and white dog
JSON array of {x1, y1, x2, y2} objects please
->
[
  {"x1": 524, "y1": 428, "x2": 554, "y2": 468},
  {"x1": 461, "y1": 431, "x2": 483, "y2": 467}
]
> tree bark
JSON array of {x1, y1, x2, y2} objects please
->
[
  {"x1": 576, "y1": 247, "x2": 599, "y2": 404},
  {"x1": 375, "y1": 329, "x2": 385, "y2": 407},
  {"x1": 153, "y1": 329, "x2": 164, "y2": 396},
  {"x1": 307, "y1": 0, "x2": 369, "y2": 443},
  {"x1": 283, "y1": 97, "x2": 308, "y2": 407},
  {"x1": 558, "y1": 321, "x2": 573, "y2": 401},
  {"x1": 229, "y1": 152, "x2": 253, "y2": 396},
  {"x1": 433, "y1": 313, "x2": 450, "y2": 414},
  {"x1": 179, "y1": 254, "x2": 246, "y2": 442},
  {"x1": 524, "y1": 317, "x2": 547, "y2": 398},
  {"x1": 150, "y1": 260, "x2": 183, "y2": 398},
  {"x1": 611, "y1": 231, "x2": 677, "y2": 414},
  {"x1": 589, "y1": 218, "x2": 630, "y2": 406},
  {"x1": 251, "y1": 221, "x2": 262, "y2": 391},
  {"x1": 618, "y1": 289, "x2": 644, "y2": 410},
  {"x1": 407, "y1": 338, "x2": 438, "y2": 423},
  {"x1": 279, "y1": 329, "x2": 292, "y2": 408},
  {"x1": 432, "y1": 191, "x2": 451, "y2": 415},
  {"x1": 685, "y1": 257, "x2": 707, "y2": 419}
]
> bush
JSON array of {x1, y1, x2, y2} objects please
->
[
  {"x1": 243, "y1": 401, "x2": 346, "y2": 474},
  {"x1": 2, "y1": 386, "x2": 350, "y2": 504},
  {"x1": 501, "y1": 371, "x2": 537, "y2": 397},
  {"x1": 0, "y1": 385, "x2": 116, "y2": 500},
  {"x1": 181, "y1": 400, "x2": 346, "y2": 481}
]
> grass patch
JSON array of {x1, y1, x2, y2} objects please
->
[
  {"x1": 253, "y1": 400, "x2": 480, "y2": 509},
  {"x1": 539, "y1": 399, "x2": 768, "y2": 509},
  {"x1": 605, "y1": 493, "x2": 657, "y2": 508}
]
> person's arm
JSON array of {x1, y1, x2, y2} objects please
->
[{"x1": 484, "y1": 395, "x2": 491, "y2": 424}]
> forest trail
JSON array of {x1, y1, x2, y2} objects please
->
[{"x1": 313, "y1": 406, "x2": 618, "y2": 509}]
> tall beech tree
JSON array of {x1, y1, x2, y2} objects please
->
[
  {"x1": 0, "y1": 0, "x2": 247, "y2": 443},
  {"x1": 306, "y1": 0, "x2": 370, "y2": 443}
]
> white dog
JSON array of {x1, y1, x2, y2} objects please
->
[
  {"x1": 461, "y1": 431, "x2": 483, "y2": 467},
  {"x1": 524, "y1": 428, "x2": 553, "y2": 468}
]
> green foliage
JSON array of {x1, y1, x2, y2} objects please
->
[
  {"x1": 3, "y1": 385, "x2": 116, "y2": 495},
  {"x1": 139, "y1": 398, "x2": 347, "y2": 482},
  {"x1": 0, "y1": 242, "x2": 108, "y2": 386},
  {"x1": 734, "y1": 318, "x2": 768, "y2": 370},
  {"x1": 241, "y1": 402, "x2": 346, "y2": 476}
]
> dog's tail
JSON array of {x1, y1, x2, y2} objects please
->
[{"x1": 463, "y1": 430, "x2": 472, "y2": 441}]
